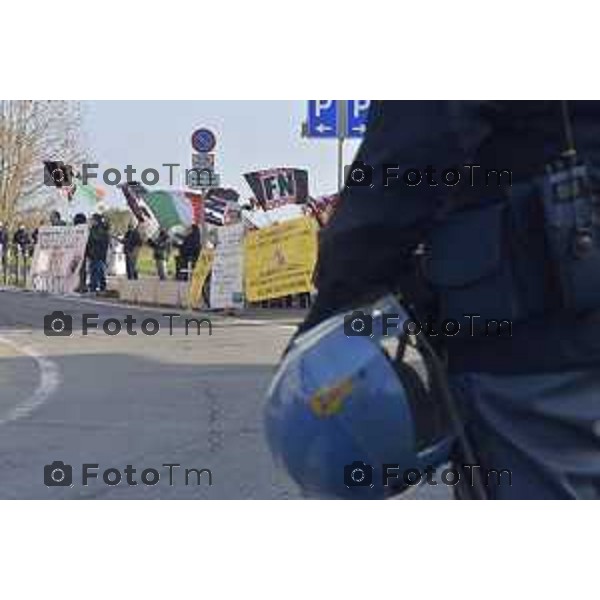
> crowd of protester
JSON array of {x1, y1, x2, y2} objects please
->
[
  {"x1": 0, "y1": 221, "x2": 37, "y2": 270},
  {"x1": 117, "y1": 221, "x2": 203, "y2": 283},
  {"x1": 79, "y1": 215, "x2": 205, "y2": 291},
  {"x1": 1, "y1": 211, "x2": 310, "y2": 308},
  {"x1": 0, "y1": 223, "x2": 34, "y2": 260},
  {"x1": 0, "y1": 210, "x2": 206, "y2": 291}
]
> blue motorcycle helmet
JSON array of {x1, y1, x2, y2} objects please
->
[{"x1": 264, "y1": 295, "x2": 455, "y2": 499}]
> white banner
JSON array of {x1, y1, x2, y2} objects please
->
[
  {"x1": 209, "y1": 223, "x2": 244, "y2": 309},
  {"x1": 30, "y1": 225, "x2": 89, "y2": 294}
]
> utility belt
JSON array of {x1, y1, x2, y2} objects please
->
[{"x1": 421, "y1": 156, "x2": 600, "y2": 334}]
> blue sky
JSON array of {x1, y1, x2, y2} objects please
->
[{"x1": 81, "y1": 101, "x2": 362, "y2": 208}]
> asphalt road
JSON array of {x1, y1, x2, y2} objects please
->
[{"x1": 0, "y1": 288, "x2": 449, "y2": 499}]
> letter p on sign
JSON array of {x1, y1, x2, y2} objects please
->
[
  {"x1": 316, "y1": 100, "x2": 335, "y2": 116},
  {"x1": 353, "y1": 100, "x2": 370, "y2": 118}
]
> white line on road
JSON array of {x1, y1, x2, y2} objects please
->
[{"x1": 0, "y1": 334, "x2": 62, "y2": 426}]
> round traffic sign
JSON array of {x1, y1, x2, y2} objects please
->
[{"x1": 191, "y1": 128, "x2": 217, "y2": 153}]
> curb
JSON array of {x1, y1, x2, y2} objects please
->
[{"x1": 0, "y1": 286, "x2": 307, "y2": 326}]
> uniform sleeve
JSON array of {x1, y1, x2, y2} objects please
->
[{"x1": 299, "y1": 100, "x2": 491, "y2": 333}]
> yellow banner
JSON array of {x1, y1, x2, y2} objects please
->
[
  {"x1": 187, "y1": 247, "x2": 215, "y2": 309},
  {"x1": 244, "y1": 216, "x2": 318, "y2": 302}
]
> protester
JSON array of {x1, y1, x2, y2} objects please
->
[
  {"x1": 99, "y1": 215, "x2": 111, "y2": 291},
  {"x1": 86, "y1": 213, "x2": 109, "y2": 293},
  {"x1": 148, "y1": 228, "x2": 170, "y2": 280},
  {"x1": 122, "y1": 222, "x2": 142, "y2": 280},
  {"x1": 49, "y1": 210, "x2": 66, "y2": 226},
  {"x1": 73, "y1": 213, "x2": 88, "y2": 292},
  {"x1": 0, "y1": 222, "x2": 7, "y2": 268},
  {"x1": 12, "y1": 224, "x2": 30, "y2": 256},
  {"x1": 73, "y1": 213, "x2": 87, "y2": 226},
  {"x1": 171, "y1": 230, "x2": 185, "y2": 281},
  {"x1": 11, "y1": 224, "x2": 31, "y2": 283},
  {"x1": 182, "y1": 223, "x2": 201, "y2": 264},
  {"x1": 176, "y1": 223, "x2": 201, "y2": 281}
]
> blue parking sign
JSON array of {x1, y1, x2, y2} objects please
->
[
  {"x1": 307, "y1": 100, "x2": 338, "y2": 138},
  {"x1": 346, "y1": 100, "x2": 371, "y2": 138}
]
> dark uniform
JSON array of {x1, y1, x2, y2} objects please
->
[{"x1": 300, "y1": 101, "x2": 600, "y2": 499}]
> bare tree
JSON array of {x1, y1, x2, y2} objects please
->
[{"x1": 0, "y1": 101, "x2": 84, "y2": 227}]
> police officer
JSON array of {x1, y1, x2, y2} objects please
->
[{"x1": 298, "y1": 101, "x2": 600, "y2": 500}]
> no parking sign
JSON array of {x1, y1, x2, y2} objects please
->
[{"x1": 191, "y1": 128, "x2": 217, "y2": 153}]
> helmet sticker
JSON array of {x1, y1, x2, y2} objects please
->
[{"x1": 309, "y1": 379, "x2": 353, "y2": 417}]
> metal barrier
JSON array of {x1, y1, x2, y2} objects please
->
[{"x1": 2, "y1": 246, "x2": 30, "y2": 288}]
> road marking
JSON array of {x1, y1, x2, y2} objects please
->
[
  {"x1": 0, "y1": 334, "x2": 61, "y2": 426},
  {"x1": 226, "y1": 318, "x2": 298, "y2": 331}
]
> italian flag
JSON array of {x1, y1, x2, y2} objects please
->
[
  {"x1": 65, "y1": 178, "x2": 106, "y2": 206},
  {"x1": 144, "y1": 189, "x2": 204, "y2": 230}
]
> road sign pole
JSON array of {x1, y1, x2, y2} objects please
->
[
  {"x1": 336, "y1": 100, "x2": 347, "y2": 192},
  {"x1": 337, "y1": 136, "x2": 344, "y2": 191}
]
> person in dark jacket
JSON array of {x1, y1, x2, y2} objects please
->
[
  {"x1": 122, "y1": 222, "x2": 142, "y2": 280},
  {"x1": 99, "y1": 215, "x2": 111, "y2": 291},
  {"x1": 86, "y1": 213, "x2": 109, "y2": 292},
  {"x1": 298, "y1": 100, "x2": 600, "y2": 500},
  {"x1": 148, "y1": 228, "x2": 170, "y2": 280},
  {"x1": 0, "y1": 222, "x2": 7, "y2": 272},
  {"x1": 177, "y1": 224, "x2": 201, "y2": 281},
  {"x1": 30, "y1": 227, "x2": 38, "y2": 255},
  {"x1": 49, "y1": 210, "x2": 66, "y2": 226},
  {"x1": 73, "y1": 213, "x2": 88, "y2": 292},
  {"x1": 11, "y1": 225, "x2": 31, "y2": 283},
  {"x1": 12, "y1": 225, "x2": 30, "y2": 255}
]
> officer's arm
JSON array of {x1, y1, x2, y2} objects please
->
[{"x1": 300, "y1": 100, "x2": 490, "y2": 333}]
